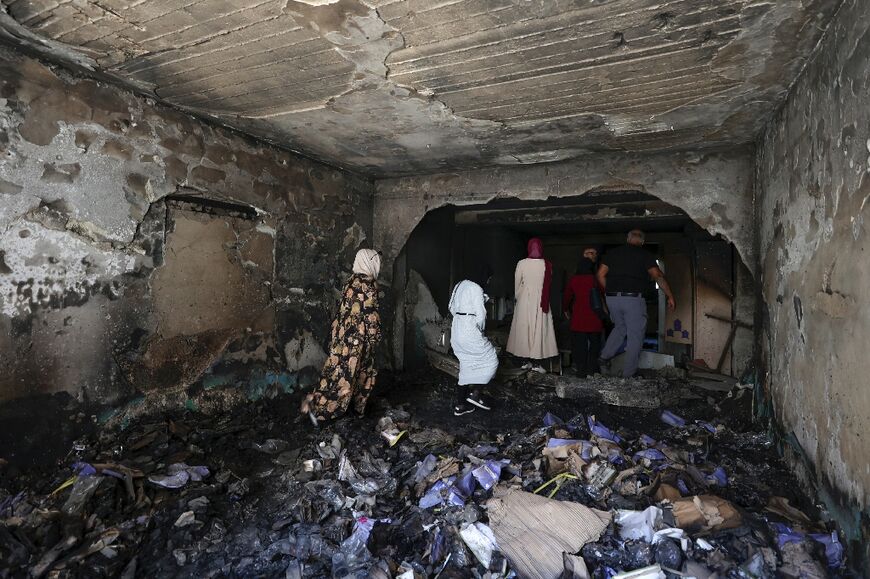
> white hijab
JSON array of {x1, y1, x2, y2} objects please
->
[{"x1": 352, "y1": 248, "x2": 381, "y2": 279}]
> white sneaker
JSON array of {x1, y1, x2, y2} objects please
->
[
  {"x1": 521, "y1": 362, "x2": 533, "y2": 370},
  {"x1": 531, "y1": 365, "x2": 547, "y2": 374}
]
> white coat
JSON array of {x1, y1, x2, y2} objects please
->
[
  {"x1": 449, "y1": 280, "x2": 499, "y2": 386},
  {"x1": 507, "y1": 258, "x2": 558, "y2": 359}
]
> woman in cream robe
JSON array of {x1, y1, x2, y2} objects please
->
[{"x1": 507, "y1": 238, "x2": 558, "y2": 361}]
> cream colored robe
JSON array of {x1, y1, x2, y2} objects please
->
[{"x1": 507, "y1": 258, "x2": 558, "y2": 359}]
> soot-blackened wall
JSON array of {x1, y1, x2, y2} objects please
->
[
  {"x1": 0, "y1": 47, "x2": 373, "y2": 408},
  {"x1": 756, "y1": 0, "x2": 870, "y2": 554}
]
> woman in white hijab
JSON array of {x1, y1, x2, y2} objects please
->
[
  {"x1": 301, "y1": 249, "x2": 382, "y2": 423},
  {"x1": 449, "y1": 280, "x2": 498, "y2": 415}
]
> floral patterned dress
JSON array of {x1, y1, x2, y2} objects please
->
[{"x1": 302, "y1": 273, "x2": 381, "y2": 422}]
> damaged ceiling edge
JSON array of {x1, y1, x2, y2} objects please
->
[{"x1": 0, "y1": 5, "x2": 376, "y2": 180}]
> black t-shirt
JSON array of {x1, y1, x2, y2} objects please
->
[{"x1": 601, "y1": 245, "x2": 658, "y2": 293}]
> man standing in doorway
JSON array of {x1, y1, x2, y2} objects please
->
[{"x1": 596, "y1": 229, "x2": 676, "y2": 378}]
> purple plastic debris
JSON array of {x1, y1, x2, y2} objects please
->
[
  {"x1": 446, "y1": 487, "x2": 466, "y2": 507},
  {"x1": 640, "y1": 434, "x2": 657, "y2": 447},
  {"x1": 697, "y1": 421, "x2": 718, "y2": 434},
  {"x1": 588, "y1": 416, "x2": 623, "y2": 443},
  {"x1": 148, "y1": 463, "x2": 210, "y2": 489},
  {"x1": 809, "y1": 532, "x2": 845, "y2": 569},
  {"x1": 453, "y1": 471, "x2": 476, "y2": 498},
  {"x1": 771, "y1": 523, "x2": 805, "y2": 548},
  {"x1": 431, "y1": 528, "x2": 446, "y2": 563},
  {"x1": 414, "y1": 454, "x2": 438, "y2": 483},
  {"x1": 543, "y1": 412, "x2": 565, "y2": 427},
  {"x1": 660, "y1": 410, "x2": 686, "y2": 427},
  {"x1": 72, "y1": 462, "x2": 96, "y2": 477},
  {"x1": 706, "y1": 466, "x2": 728, "y2": 487},
  {"x1": 101, "y1": 468, "x2": 126, "y2": 480},
  {"x1": 676, "y1": 479, "x2": 690, "y2": 495},
  {"x1": 547, "y1": 438, "x2": 581, "y2": 447},
  {"x1": 633, "y1": 449, "x2": 667, "y2": 462},
  {"x1": 419, "y1": 480, "x2": 450, "y2": 509},
  {"x1": 472, "y1": 444, "x2": 499, "y2": 456},
  {"x1": 0, "y1": 491, "x2": 25, "y2": 517},
  {"x1": 472, "y1": 461, "x2": 504, "y2": 490},
  {"x1": 772, "y1": 524, "x2": 844, "y2": 568}
]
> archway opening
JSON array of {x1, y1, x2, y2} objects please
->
[{"x1": 392, "y1": 190, "x2": 755, "y2": 379}]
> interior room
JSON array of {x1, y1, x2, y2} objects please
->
[{"x1": 0, "y1": 0, "x2": 867, "y2": 576}]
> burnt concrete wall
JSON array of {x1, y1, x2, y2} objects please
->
[
  {"x1": 0, "y1": 47, "x2": 373, "y2": 406},
  {"x1": 374, "y1": 149, "x2": 756, "y2": 279},
  {"x1": 755, "y1": 0, "x2": 870, "y2": 548}
]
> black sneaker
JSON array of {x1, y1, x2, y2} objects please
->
[
  {"x1": 466, "y1": 393, "x2": 493, "y2": 411},
  {"x1": 453, "y1": 401, "x2": 476, "y2": 416}
]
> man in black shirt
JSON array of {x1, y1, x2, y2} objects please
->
[{"x1": 596, "y1": 229, "x2": 676, "y2": 378}]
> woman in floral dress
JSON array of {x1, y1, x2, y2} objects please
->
[{"x1": 300, "y1": 248, "x2": 382, "y2": 422}]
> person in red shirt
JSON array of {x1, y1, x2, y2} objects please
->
[{"x1": 563, "y1": 255, "x2": 606, "y2": 377}]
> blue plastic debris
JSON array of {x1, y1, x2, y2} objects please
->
[
  {"x1": 676, "y1": 479, "x2": 690, "y2": 495},
  {"x1": 633, "y1": 449, "x2": 667, "y2": 462},
  {"x1": 453, "y1": 470, "x2": 476, "y2": 498},
  {"x1": 705, "y1": 466, "x2": 728, "y2": 487},
  {"x1": 413, "y1": 454, "x2": 438, "y2": 483},
  {"x1": 660, "y1": 410, "x2": 686, "y2": 427},
  {"x1": 419, "y1": 479, "x2": 452, "y2": 509},
  {"x1": 697, "y1": 421, "x2": 718, "y2": 434},
  {"x1": 588, "y1": 416, "x2": 623, "y2": 443},
  {"x1": 809, "y1": 531, "x2": 845, "y2": 569},
  {"x1": 471, "y1": 460, "x2": 504, "y2": 490},
  {"x1": 543, "y1": 412, "x2": 565, "y2": 427},
  {"x1": 640, "y1": 434, "x2": 657, "y2": 447},
  {"x1": 772, "y1": 524, "x2": 845, "y2": 569},
  {"x1": 72, "y1": 462, "x2": 97, "y2": 477}
]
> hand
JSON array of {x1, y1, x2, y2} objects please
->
[{"x1": 667, "y1": 296, "x2": 676, "y2": 311}]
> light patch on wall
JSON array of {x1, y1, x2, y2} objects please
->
[{"x1": 0, "y1": 224, "x2": 136, "y2": 317}]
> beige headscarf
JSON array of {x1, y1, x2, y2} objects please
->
[{"x1": 352, "y1": 248, "x2": 381, "y2": 279}]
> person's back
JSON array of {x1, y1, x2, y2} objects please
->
[
  {"x1": 564, "y1": 273, "x2": 604, "y2": 333},
  {"x1": 596, "y1": 230, "x2": 675, "y2": 378},
  {"x1": 600, "y1": 244, "x2": 657, "y2": 295}
]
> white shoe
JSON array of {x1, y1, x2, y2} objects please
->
[
  {"x1": 521, "y1": 362, "x2": 533, "y2": 370},
  {"x1": 531, "y1": 365, "x2": 546, "y2": 374}
]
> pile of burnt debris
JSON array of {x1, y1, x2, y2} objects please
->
[{"x1": 0, "y1": 371, "x2": 849, "y2": 578}]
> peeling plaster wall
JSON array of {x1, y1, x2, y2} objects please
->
[
  {"x1": 374, "y1": 149, "x2": 755, "y2": 278},
  {"x1": 0, "y1": 47, "x2": 373, "y2": 405},
  {"x1": 756, "y1": 0, "x2": 870, "y2": 545}
]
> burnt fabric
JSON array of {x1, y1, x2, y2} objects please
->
[{"x1": 302, "y1": 273, "x2": 381, "y2": 421}]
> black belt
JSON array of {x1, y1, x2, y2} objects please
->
[
  {"x1": 606, "y1": 292, "x2": 642, "y2": 297},
  {"x1": 454, "y1": 312, "x2": 475, "y2": 316}
]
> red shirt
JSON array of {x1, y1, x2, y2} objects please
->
[{"x1": 563, "y1": 274, "x2": 605, "y2": 333}]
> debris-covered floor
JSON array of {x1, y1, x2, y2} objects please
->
[{"x1": 0, "y1": 371, "x2": 849, "y2": 578}]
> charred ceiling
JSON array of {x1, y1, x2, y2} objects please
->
[{"x1": 0, "y1": 0, "x2": 844, "y2": 176}]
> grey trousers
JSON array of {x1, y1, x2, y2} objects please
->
[{"x1": 600, "y1": 295, "x2": 647, "y2": 377}]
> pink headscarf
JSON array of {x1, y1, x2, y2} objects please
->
[
  {"x1": 527, "y1": 238, "x2": 544, "y2": 259},
  {"x1": 526, "y1": 238, "x2": 553, "y2": 313}
]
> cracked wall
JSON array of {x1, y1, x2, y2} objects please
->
[
  {"x1": 0, "y1": 46, "x2": 373, "y2": 405},
  {"x1": 756, "y1": 0, "x2": 870, "y2": 555},
  {"x1": 374, "y1": 148, "x2": 756, "y2": 281}
]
